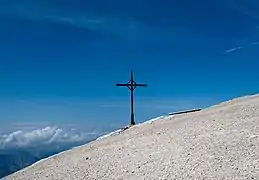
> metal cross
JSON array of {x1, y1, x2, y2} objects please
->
[{"x1": 116, "y1": 70, "x2": 148, "y2": 126}]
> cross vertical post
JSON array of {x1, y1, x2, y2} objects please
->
[
  {"x1": 130, "y1": 70, "x2": 135, "y2": 126},
  {"x1": 116, "y1": 70, "x2": 148, "y2": 126}
]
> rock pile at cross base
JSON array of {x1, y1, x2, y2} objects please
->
[{"x1": 6, "y1": 94, "x2": 259, "y2": 180}]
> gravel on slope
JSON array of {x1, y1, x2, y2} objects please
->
[{"x1": 6, "y1": 95, "x2": 259, "y2": 180}]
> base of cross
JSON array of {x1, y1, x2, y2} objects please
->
[
  {"x1": 129, "y1": 124, "x2": 135, "y2": 128},
  {"x1": 130, "y1": 114, "x2": 135, "y2": 126}
]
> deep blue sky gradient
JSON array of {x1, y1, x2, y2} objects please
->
[{"x1": 0, "y1": 0, "x2": 259, "y2": 132}]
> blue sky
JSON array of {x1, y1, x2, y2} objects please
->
[{"x1": 0, "y1": 0, "x2": 259, "y2": 133}]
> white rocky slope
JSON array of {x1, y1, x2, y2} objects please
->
[{"x1": 5, "y1": 94, "x2": 259, "y2": 180}]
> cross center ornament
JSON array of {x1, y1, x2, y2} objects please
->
[{"x1": 116, "y1": 70, "x2": 148, "y2": 126}]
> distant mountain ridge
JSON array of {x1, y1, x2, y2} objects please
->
[
  {"x1": 0, "y1": 148, "x2": 39, "y2": 179},
  {"x1": 0, "y1": 140, "x2": 95, "y2": 179}
]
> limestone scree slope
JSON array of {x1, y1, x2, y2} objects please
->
[{"x1": 5, "y1": 94, "x2": 259, "y2": 180}]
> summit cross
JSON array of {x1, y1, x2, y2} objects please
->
[{"x1": 116, "y1": 70, "x2": 148, "y2": 126}]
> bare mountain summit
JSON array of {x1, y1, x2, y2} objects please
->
[{"x1": 6, "y1": 94, "x2": 259, "y2": 180}]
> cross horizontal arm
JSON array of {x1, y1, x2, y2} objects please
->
[
  {"x1": 116, "y1": 83, "x2": 148, "y2": 87},
  {"x1": 135, "y1": 84, "x2": 148, "y2": 87},
  {"x1": 116, "y1": 84, "x2": 130, "y2": 87}
]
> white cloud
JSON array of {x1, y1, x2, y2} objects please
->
[
  {"x1": 0, "y1": 126, "x2": 98, "y2": 149},
  {"x1": 225, "y1": 46, "x2": 244, "y2": 54},
  {"x1": 0, "y1": 0, "x2": 151, "y2": 42},
  {"x1": 225, "y1": 41, "x2": 259, "y2": 54}
]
